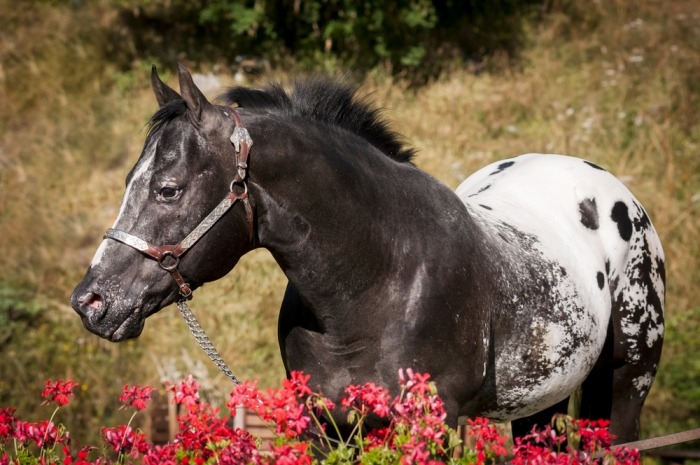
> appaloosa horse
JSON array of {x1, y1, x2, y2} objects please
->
[{"x1": 71, "y1": 64, "x2": 665, "y2": 442}]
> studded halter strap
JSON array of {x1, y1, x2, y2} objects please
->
[{"x1": 103, "y1": 108, "x2": 254, "y2": 385}]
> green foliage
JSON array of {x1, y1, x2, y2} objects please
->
[
  {"x1": 0, "y1": 283, "x2": 44, "y2": 351},
  {"x1": 200, "y1": 1, "x2": 265, "y2": 36},
  {"x1": 655, "y1": 308, "x2": 700, "y2": 430},
  {"x1": 100, "y1": 0, "x2": 539, "y2": 80}
]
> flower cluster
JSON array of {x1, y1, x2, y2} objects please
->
[
  {"x1": 466, "y1": 417, "x2": 508, "y2": 463},
  {"x1": 42, "y1": 379, "x2": 80, "y2": 407},
  {"x1": 119, "y1": 385, "x2": 156, "y2": 412},
  {"x1": 13, "y1": 419, "x2": 66, "y2": 448},
  {"x1": 0, "y1": 373, "x2": 641, "y2": 464},
  {"x1": 510, "y1": 415, "x2": 642, "y2": 465},
  {"x1": 227, "y1": 372, "x2": 313, "y2": 441}
]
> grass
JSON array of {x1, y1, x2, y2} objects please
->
[{"x1": 0, "y1": 0, "x2": 698, "y2": 447}]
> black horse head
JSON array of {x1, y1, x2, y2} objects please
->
[{"x1": 71, "y1": 64, "x2": 254, "y2": 341}]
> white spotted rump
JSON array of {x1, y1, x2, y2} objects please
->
[{"x1": 454, "y1": 154, "x2": 665, "y2": 420}]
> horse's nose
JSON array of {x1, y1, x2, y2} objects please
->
[{"x1": 72, "y1": 291, "x2": 107, "y2": 323}]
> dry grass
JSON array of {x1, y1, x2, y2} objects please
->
[{"x1": 1, "y1": 0, "x2": 698, "y2": 442}]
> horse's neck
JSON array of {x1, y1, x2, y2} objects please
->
[{"x1": 249, "y1": 123, "x2": 481, "y2": 328}]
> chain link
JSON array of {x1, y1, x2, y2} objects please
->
[{"x1": 177, "y1": 300, "x2": 240, "y2": 385}]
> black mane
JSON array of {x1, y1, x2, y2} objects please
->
[
  {"x1": 144, "y1": 78, "x2": 415, "y2": 163},
  {"x1": 218, "y1": 79, "x2": 416, "y2": 163}
]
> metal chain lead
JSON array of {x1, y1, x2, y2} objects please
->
[{"x1": 177, "y1": 299, "x2": 240, "y2": 385}]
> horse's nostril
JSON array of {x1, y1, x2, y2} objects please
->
[
  {"x1": 77, "y1": 292, "x2": 106, "y2": 321},
  {"x1": 85, "y1": 293, "x2": 103, "y2": 310}
]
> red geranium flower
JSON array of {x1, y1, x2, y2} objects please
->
[
  {"x1": 167, "y1": 375, "x2": 200, "y2": 408},
  {"x1": 282, "y1": 371, "x2": 313, "y2": 397},
  {"x1": 41, "y1": 379, "x2": 79, "y2": 407},
  {"x1": 342, "y1": 382, "x2": 392, "y2": 418},
  {"x1": 102, "y1": 424, "x2": 148, "y2": 456},
  {"x1": 119, "y1": 384, "x2": 156, "y2": 411},
  {"x1": 0, "y1": 407, "x2": 16, "y2": 439}
]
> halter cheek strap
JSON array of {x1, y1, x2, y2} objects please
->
[{"x1": 104, "y1": 108, "x2": 254, "y2": 299}]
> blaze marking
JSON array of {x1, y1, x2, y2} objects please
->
[
  {"x1": 90, "y1": 240, "x2": 109, "y2": 268},
  {"x1": 90, "y1": 136, "x2": 158, "y2": 268}
]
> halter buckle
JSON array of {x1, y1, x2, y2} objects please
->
[{"x1": 179, "y1": 283, "x2": 193, "y2": 299}]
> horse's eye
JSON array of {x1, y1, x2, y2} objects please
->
[{"x1": 157, "y1": 186, "x2": 181, "y2": 201}]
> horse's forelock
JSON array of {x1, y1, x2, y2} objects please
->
[{"x1": 146, "y1": 99, "x2": 188, "y2": 139}]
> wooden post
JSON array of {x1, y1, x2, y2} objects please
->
[{"x1": 168, "y1": 390, "x2": 177, "y2": 442}]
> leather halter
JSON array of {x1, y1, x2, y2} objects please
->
[{"x1": 104, "y1": 108, "x2": 254, "y2": 299}]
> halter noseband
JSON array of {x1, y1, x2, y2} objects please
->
[{"x1": 104, "y1": 108, "x2": 254, "y2": 299}]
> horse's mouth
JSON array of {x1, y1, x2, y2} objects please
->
[
  {"x1": 105, "y1": 292, "x2": 179, "y2": 341},
  {"x1": 76, "y1": 307, "x2": 145, "y2": 342},
  {"x1": 107, "y1": 308, "x2": 146, "y2": 342}
]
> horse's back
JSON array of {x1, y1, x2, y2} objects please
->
[
  {"x1": 456, "y1": 154, "x2": 664, "y2": 322},
  {"x1": 454, "y1": 154, "x2": 664, "y2": 425}
]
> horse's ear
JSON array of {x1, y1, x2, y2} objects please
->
[
  {"x1": 177, "y1": 62, "x2": 215, "y2": 121},
  {"x1": 151, "y1": 65, "x2": 181, "y2": 107}
]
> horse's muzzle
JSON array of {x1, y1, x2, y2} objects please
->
[{"x1": 71, "y1": 285, "x2": 146, "y2": 342}]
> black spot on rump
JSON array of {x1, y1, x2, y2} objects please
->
[
  {"x1": 479, "y1": 204, "x2": 492, "y2": 210},
  {"x1": 469, "y1": 184, "x2": 492, "y2": 197},
  {"x1": 656, "y1": 257, "x2": 666, "y2": 287},
  {"x1": 584, "y1": 160, "x2": 606, "y2": 171},
  {"x1": 489, "y1": 161, "x2": 515, "y2": 175},
  {"x1": 597, "y1": 271, "x2": 605, "y2": 290},
  {"x1": 611, "y1": 201, "x2": 633, "y2": 241},
  {"x1": 579, "y1": 198, "x2": 599, "y2": 230}
]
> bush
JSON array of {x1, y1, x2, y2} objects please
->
[{"x1": 98, "y1": 0, "x2": 541, "y2": 80}]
